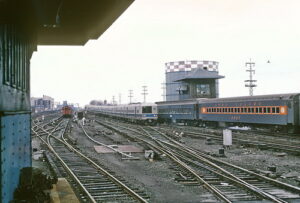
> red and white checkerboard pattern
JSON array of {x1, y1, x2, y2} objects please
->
[{"x1": 165, "y1": 60, "x2": 219, "y2": 73}]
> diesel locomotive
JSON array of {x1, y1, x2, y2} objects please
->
[{"x1": 62, "y1": 106, "x2": 73, "y2": 118}]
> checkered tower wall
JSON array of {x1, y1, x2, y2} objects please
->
[
  {"x1": 165, "y1": 60, "x2": 219, "y2": 101},
  {"x1": 165, "y1": 60, "x2": 219, "y2": 73}
]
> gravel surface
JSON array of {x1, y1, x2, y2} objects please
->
[
  {"x1": 32, "y1": 115, "x2": 300, "y2": 202},
  {"x1": 68, "y1": 120, "x2": 219, "y2": 203},
  {"x1": 181, "y1": 134, "x2": 300, "y2": 187}
]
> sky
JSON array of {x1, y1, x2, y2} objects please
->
[{"x1": 31, "y1": 0, "x2": 300, "y2": 107}]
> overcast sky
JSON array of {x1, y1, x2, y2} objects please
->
[{"x1": 31, "y1": 0, "x2": 300, "y2": 106}]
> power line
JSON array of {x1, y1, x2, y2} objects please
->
[{"x1": 244, "y1": 59, "x2": 257, "y2": 96}]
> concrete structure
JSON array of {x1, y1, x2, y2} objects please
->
[
  {"x1": 165, "y1": 60, "x2": 224, "y2": 101},
  {"x1": 0, "y1": 1, "x2": 134, "y2": 202}
]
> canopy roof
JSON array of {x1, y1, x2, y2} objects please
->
[
  {"x1": 1, "y1": 0, "x2": 134, "y2": 45},
  {"x1": 175, "y1": 68, "x2": 224, "y2": 82}
]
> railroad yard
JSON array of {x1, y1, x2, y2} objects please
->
[{"x1": 31, "y1": 113, "x2": 300, "y2": 203}]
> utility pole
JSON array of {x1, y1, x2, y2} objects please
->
[
  {"x1": 118, "y1": 93, "x2": 121, "y2": 105},
  {"x1": 128, "y1": 90, "x2": 133, "y2": 104},
  {"x1": 161, "y1": 82, "x2": 166, "y2": 101},
  {"x1": 141, "y1": 85, "x2": 148, "y2": 103},
  {"x1": 112, "y1": 96, "x2": 116, "y2": 105},
  {"x1": 245, "y1": 60, "x2": 257, "y2": 96}
]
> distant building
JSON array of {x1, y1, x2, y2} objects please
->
[{"x1": 31, "y1": 95, "x2": 54, "y2": 113}]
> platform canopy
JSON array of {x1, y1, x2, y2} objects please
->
[{"x1": 0, "y1": 0, "x2": 134, "y2": 45}]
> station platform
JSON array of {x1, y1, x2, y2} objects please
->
[{"x1": 49, "y1": 178, "x2": 79, "y2": 203}]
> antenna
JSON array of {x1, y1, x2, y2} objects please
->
[
  {"x1": 128, "y1": 90, "x2": 133, "y2": 104},
  {"x1": 244, "y1": 59, "x2": 257, "y2": 96},
  {"x1": 141, "y1": 85, "x2": 148, "y2": 103}
]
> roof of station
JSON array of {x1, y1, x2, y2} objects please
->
[
  {"x1": 175, "y1": 68, "x2": 224, "y2": 82},
  {"x1": 1, "y1": 0, "x2": 134, "y2": 45}
]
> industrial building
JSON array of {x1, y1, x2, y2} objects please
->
[{"x1": 165, "y1": 60, "x2": 224, "y2": 101}]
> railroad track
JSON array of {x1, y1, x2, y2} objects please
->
[
  {"x1": 163, "y1": 125, "x2": 300, "y2": 155},
  {"x1": 95, "y1": 119, "x2": 300, "y2": 203},
  {"x1": 32, "y1": 119, "x2": 149, "y2": 203},
  {"x1": 80, "y1": 123, "x2": 139, "y2": 160}
]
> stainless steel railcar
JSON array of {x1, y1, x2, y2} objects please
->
[{"x1": 86, "y1": 103, "x2": 158, "y2": 124}]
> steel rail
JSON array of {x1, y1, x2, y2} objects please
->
[
  {"x1": 59, "y1": 123, "x2": 148, "y2": 203},
  {"x1": 167, "y1": 127, "x2": 300, "y2": 154},
  {"x1": 35, "y1": 120, "x2": 148, "y2": 202},
  {"x1": 100, "y1": 120, "x2": 296, "y2": 203},
  {"x1": 166, "y1": 136, "x2": 300, "y2": 194},
  {"x1": 33, "y1": 120, "x2": 97, "y2": 203},
  {"x1": 96, "y1": 120, "x2": 232, "y2": 203},
  {"x1": 79, "y1": 123, "x2": 139, "y2": 160},
  {"x1": 152, "y1": 127, "x2": 300, "y2": 198},
  {"x1": 140, "y1": 126, "x2": 288, "y2": 203}
]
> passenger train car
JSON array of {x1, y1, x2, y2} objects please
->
[
  {"x1": 86, "y1": 103, "x2": 158, "y2": 124},
  {"x1": 156, "y1": 99, "x2": 199, "y2": 125},
  {"x1": 157, "y1": 93, "x2": 300, "y2": 132}
]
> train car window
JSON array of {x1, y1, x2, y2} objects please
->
[
  {"x1": 142, "y1": 106, "x2": 152, "y2": 113},
  {"x1": 230, "y1": 108, "x2": 234, "y2": 112},
  {"x1": 255, "y1": 108, "x2": 259, "y2": 113},
  {"x1": 258, "y1": 107, "x2": 262, "y2": 113},
  {"x1": 276, "y1": 107, "x2": 280, "y2": 113},
  {"x1": 234, "y1": 108, "x2": 237, "y2": 113},
  {"x1": 225, "y1": 108, "x2": 228, "y2": 113},
  {"x1": 263, "y1": 107, "x2": 266, "y2": 113},
  {"x1": 271, "y1": 107, "x2": 275, "y2": 113},
  {"x1": 237, "y1": 108, "x2": 240, "y2": 113},
  {"x1": 241, "y1": 108, "x2": 244, "y2": 113},
  {"x1": 266, "y1": 107, "x2": 270, "y2": 113}
]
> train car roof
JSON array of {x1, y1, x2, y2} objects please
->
[
  {"x1": 86, "y1": 103, "x2": 156, "y2": 108},
  {"x1": 197, "y1": 93, "x2": 300, "y2": 103},
  {"x1": 156, "y1": 99, "x2": 198, "y2": 106}
]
